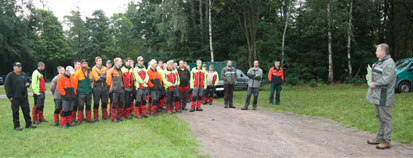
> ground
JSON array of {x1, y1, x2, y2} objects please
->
[
  {"x1": 178, "y1": 103, "x2": 413, "y2": 157},
  {"x1": 1, "y1": 84, "x2": 413, "y2": 157}
]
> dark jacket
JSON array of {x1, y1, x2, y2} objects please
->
[
  {"x1": 5, "y1": 72, "x2": 30, "y2": 99},
  {"x1": 221, "y1": 66, "x2": 237, "y2": 85},
  {"x1": 177, "y1": 67, "x2": 190, "y2": 87}
]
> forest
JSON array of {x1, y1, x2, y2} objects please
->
[{"x1": 1, "y1": 0, "x2": 412, "y2": 84}]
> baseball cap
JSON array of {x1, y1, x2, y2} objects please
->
[{"x1": 13, "y1": 62, "x2": 22, "y2": 67}]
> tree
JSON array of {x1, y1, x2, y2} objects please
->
[
  {"x1": 64, "y1": 10, "x2": 86, "y2": 57},
  {"x1": 28, "y1": 8, "x2": 73, "y2": 77},
  {"x1": 346, "y1": 0, "x2": 353, "y2": 76},
  {"x1": 208, "y1": 0, "x2": 214, "y2": 62},
  {"x1": 327, "y1": 0, "x2": 333, "y2": 83}
]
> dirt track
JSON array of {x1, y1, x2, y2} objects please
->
[{"x1": 177, "y1": 103, "x2": 413, "y2": 158}]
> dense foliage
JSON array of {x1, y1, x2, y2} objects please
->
[{"x1": 1, "y1": 0, "x2": 412, "y2": 83}]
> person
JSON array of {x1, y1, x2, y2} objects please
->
[
  {"x1": 71, "y1": 60, "x2": 81, "y2": 123},
  {"x1": 50, "y1": 66, "x2": 65, "y2": 126},
  {"x1": 5, "y1": 62, "x2": 37, "y2": 131},
  {"x1": 190, "y1": 59, "x2": 206, "y2": 112},
  {"x1": 32, "y1": 62, "x2": 47, "y2": 124},
  {"x1": 221, "y1": 60, "x2": 237, "y2": 108},
  {"x1": 268, "y1": 60, "x2": 284, "y2": 105},
  {"x1": 201, "y1": 64, "x2": 208, "y2": 105},
  {"x1": 366, "y1": 43, "x2": 396, "y2": 150},
  {"x1": 57, "y1": 66, "x2": 77, "y2": 128},
  {"x1": 177, "y1": 60, "x2": 190, "y2": 110},
  {"x1": 157, "y1": 61, "x2": 167, "y2": 111},
  {"x1": 147, "y1": 59, "x2": 163, "y2": 117},
  {"x1": 163, "y1": 60, "x2": 180, "y2": 113},
  {"x1": 121, "y1": 57, "x2": 135, "y2": 119},
  {"x1": 91, "y1": 56, "x2": 108, "y2": 121},
  {"x1": 73, "y1": 59, "x2": 94, "y2": 123},
  {"x1": 204, "y1": 65, "x2": 219, "y2": 105},
  {"x1": 107, "y1": 58, "x2": 125, "y2": 122},
  {"x1": 241, "y1": 61, "x2": 263, "y2": 110},
  {"x1": 106, "y1": 60, "x2": 114, "y2": 118},
  {"x1": 133, "y1": 56, "x2": 149, "y2": 118}
]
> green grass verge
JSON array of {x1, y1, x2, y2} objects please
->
[
  {"x1": 0, "y1": 94, "x2": 199, "y2": 157},
  {"x1": 217, "y1": 84, "x2": 413, "y2": 144}
]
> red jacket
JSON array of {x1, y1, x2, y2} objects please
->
[{"x1": 268, "y1": 67, "x2": 284, "y2": 84}]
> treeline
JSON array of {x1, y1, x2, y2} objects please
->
[{"x1": 1, "y1": 0, "x2": 412, "y2": 84}]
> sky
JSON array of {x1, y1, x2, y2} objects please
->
[{"x1": 30, "y1": 0, "x2": 140, "y2": 23}]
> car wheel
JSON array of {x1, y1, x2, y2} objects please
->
[
  {"x1": 398, "y1": 81, "x2": 411, "y2": 93},
  {"x1": 216, "y1": 91, "x2": 224, "y2": 98}
]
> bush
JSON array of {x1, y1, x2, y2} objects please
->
[
  {"x1": 343, "y1": 76, "x2": 366, "y2": 85},
  {"x1": 285, "y1": 76, "x2": 300, "y2": 86},
  {"x1": 309, "y1": 79, "x2": 318, "y2": 87}
]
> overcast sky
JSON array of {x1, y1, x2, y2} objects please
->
[{"x1": 30, "y1": 0, "x2": 139, "y2": 22}]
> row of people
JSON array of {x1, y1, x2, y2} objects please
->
[{"x1": 5, "y1": 58, "x2": 285, "y2": 130}]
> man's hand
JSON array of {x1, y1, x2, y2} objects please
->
[
  {"x1": 25, "y1": 83, "x2": 30, "y2": 87},
  {"x1": 9, "y1": 97, "x2": 13, "y2": 102},
  {"x1": 365, "y1": 74, "x2": 369, "y2": 81},
  {"x1": 369, "y1": 82, "x2": 375, "y2": 88}
]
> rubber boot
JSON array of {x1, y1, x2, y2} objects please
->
[
  {"x1": 78, "y1": 110, "x2": 84, "y2": 123},
  {"x1": 60, "y1": 116, "x2": 66, "y2": 127},
  {"x1": 190, "y1": 101, "x2": 196, "y2": 112},
  {"x1": 93, "y1": 109, "x2": 99, "y2": 121},
  {"x1": 86, "y1": 110, "x2": 93, "y2": 123},
  {"x1": 141, "y1": 104, "x2": 148, "y2": 117},
  {"x1": 39, "y1": 110, "x2": 46, "y2": 122},
  {"x1": 111, "y1": 108, "x2": 117, "y2": 121},
  {"x1": 72, "y1": 110, "x2": 77, "y2": 123},
  {"x1": 102, "y1": 108, "x2": 108, "y2": 120},
  {"x1": 209, "y1": 97, "x2": 213, "y2": 105},
  {"x1": 54, "y1": 113, "x2": 59, "y2": 124},
  {"x1": 196, "y1": 100, "x2": 203, "y2": 111},
  {"x1": 175, "y1": 101, "x2": 180, "y2": 112}
]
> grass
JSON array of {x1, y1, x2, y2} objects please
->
[
  {"x1": 217, "y1": 84, "x2": 413, "y2": 144},
  {"x1": 0, "y1": 94, "x2": 199, "y2": 157}
]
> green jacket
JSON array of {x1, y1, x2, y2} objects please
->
[
  {"x1": 31, "y1": 69, "x2": 45, "y2": 95},
  {"x1": 366, "y1": 55, "x2": 396, "y2": 106}
]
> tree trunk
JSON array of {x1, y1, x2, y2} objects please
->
[
  {"x1": 191, "y1": 0, "x2": 196, "y2": 27},
  {"x1": 199, "y1": 0, "x2": 203, "y2": 44},
  {"x1": 327, "y1": 0, "x2": 334, "y2": 83},
  {"x1": 281, "y1": 0, "x2": 289, "y2": 67},
  {"x1": 347, "y1": 0, "x2": 353, "y2": 76},
  {"x1": 208, "y1": 0, "x2": 214, "y2": 62}
]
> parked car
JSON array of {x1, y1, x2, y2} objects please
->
[
  {"x1": 395, "y1": 58, "x2": 413, "y2": 93},
  {"x1": 188, "y1": 61, "x2": 249, "y2": 97},
  {"x1": 0, "y1": 76, "x2": 3, "y2": 85}
]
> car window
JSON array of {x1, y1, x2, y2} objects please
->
[
  {"x1": 237, "y1": 69, "x2": 245, "y2": 78},
  {"x1": 396, "y1": 59, "x2": 411, "y2": 69}
]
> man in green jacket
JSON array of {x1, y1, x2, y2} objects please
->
[
  {"x1": 32, "y1": 62, "x2": 46, "y2": 124},
  {"x1": 221, "y1": 60, "x2": 237, "y2": 108},
  {"x1": 366, "y1": 43, "x2": 396, "y2": 150}
]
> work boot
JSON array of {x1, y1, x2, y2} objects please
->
[
  {"x1": 102, "y1": 108, "x2": 108, "y2": 120},
  {"x1": 26, "y1": 124, "x2": 37, "y2": 128},
  {"x1": 190, "y1": 109, "x2": 195, "y2": 112},
  {"x1": 241, "y1": 107, "x2": 248, "y2": 110},
  {"x1": 63, "y1": 124, "x2": 69, "y2": 128},
  {"x1": 196, "y1": 108, "x2": 203, "y2": 111},
  {"x1": 224, "y1": 104, "x2": 228, "y2": 108},
  {"x1": 93, "y1": 109, "x2": 99, "y2": 121},
  {"x1": 367, "y1": 139, "x2": 382, "y2": 145},
  {"x1": 376, "y1": 142, "x2": 391, "y2": 149},
  {"x1": 252, "y1": 107, "x2": 257, "y2": 110},
  {"x1": 14, "y1": 127, "x2": 23, "y2": 131},
  {"x1": 152, "y1": 113, "x2": 159, "y2": 117},
  {"x1": 39, "y1": 110, "x2": 47, "y2": 122},
  {"x1": 229, "y1": 105, "x2": 236, "y2": 108},
  {"x1": 112, "y1": 119, "x2": 119, "y2": 123},
  {"x1": 177, "y1": 109, "x2": 182, "y2": 113},
  {"x1": 54, "y1": 122, "x2": 59, "y2": 126},
  {"x1": 54, "y1": 113, "x2": 59, "y2": 125}
]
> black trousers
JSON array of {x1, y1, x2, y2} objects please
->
[
  {"x1": 125, "y1": 90, "x2": 134, "y2": 109},
  {"x1": 33, "y1": 92, "x2": 45, "y2": 112},
  {"x1": 93, "y1": 86, "x2": 108, "y2": 110},
  {"x1": 245, "y1": 87, "x2": 259, "y2": 108},
  {"x1": 224, "y1": 84, "x2": 235, "y2": 106},
  {"x1": 11, "y1": 97, "x2": 32, "y2": 128},
  {"x1": 112, "y1": 91, "x2": 125, "y2": 109},
  {"x1": 205, "y1": 85, "x2": 215, "y2": 98},
  {"x1": 77, "y1": 94, "x2": 92, "y2": 111}
]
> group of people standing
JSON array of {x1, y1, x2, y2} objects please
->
[{"x1": 5, "y1": 57, "x2": 286, "y2": 130}]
